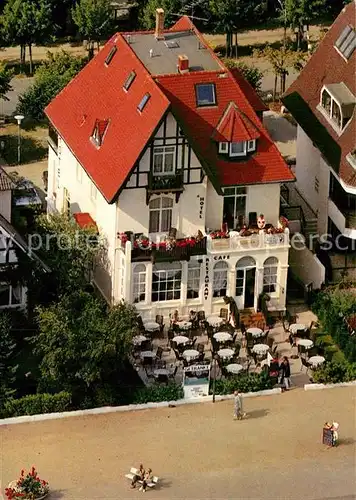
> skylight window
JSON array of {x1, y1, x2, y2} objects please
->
[
  {"x1": 196, "y1": 83, "x2": 216, "y2": 107},
  {"x1": 164, "y1": 40, "x2": 179, "y2": 48},
  {"x1": 334, "y1": 25, "x2": 356, "y2": 60},
  {"x1": 123, "y1": 70, "x2": 136, "y2": 91},
  {"x1": 105, "y1": 46, "x2": 117, "y2": 66},
  {"x1": 137, "y1": 93, "x2": 150, "y2": 112}
]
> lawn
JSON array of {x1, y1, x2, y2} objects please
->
[{"x1": 0, "y1": 120, "x2": 48, "y2": 165}]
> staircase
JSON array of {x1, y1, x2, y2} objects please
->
[
  {"x1": 239, "y1": 310, "x2": 266, "y2": 329},
  {"x1": 304, "y1": 218, "x2": 318, "y2": 243}
]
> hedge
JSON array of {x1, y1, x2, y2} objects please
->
[
  {"x1": 132, "y1": 383, "x2": 184, "y2": 404},
  {"x1": 1, "y1": 392, "x2": 72, "y2": 418},
  {"x1": 211, "y1": 372, "x2": 274, "y2": 396},
  {"x1": 312, "y1": 361, "x2": 356, "y2": 384}
]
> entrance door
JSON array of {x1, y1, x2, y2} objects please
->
[
  {"x1": 244, "y1": 268, "x2": 256, "y2": 308},
  {"x1": 235, "y1": 257, "x2": 256, "y2": 309}
]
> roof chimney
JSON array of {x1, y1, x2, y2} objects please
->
[
  {"x1": 178, "y1": 54, "x2": 189, "y2": 73},
  {"x1": 155, "y1": 8, "x2": 165, "y2": 40}
]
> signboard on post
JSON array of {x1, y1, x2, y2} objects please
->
[{"x1": 183, "y1": 363, "x2": 210, "y2": 399}]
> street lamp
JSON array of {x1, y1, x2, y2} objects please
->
[
  {"x1": 212, "y1": 354, "x2": 220, "y2": 403},
  {"x1": 14, "y1": 114, "x2": 24, "y2": 165}
]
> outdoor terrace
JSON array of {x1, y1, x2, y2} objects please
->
[{"x1": 207, "y1": 228, "x2": 290, "y2": 253}]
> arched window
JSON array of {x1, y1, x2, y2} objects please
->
[
  {"x1": 213, "y1": 261, "x2": 228, "y2": 297},
  {"x1": 149, "y1": 196, "x2": 173, "y2": 233},
  {"x1": 133, "y1": 264, "x2": 146, "y2": 303},
  {"x1": 235, "y1": 257, "x2": 256, "y2": 296},
  {"x1": 152, "y1": 262, "x2": 182, "y2": 302},
  {"x1": 263, "y1": 257, "x2": 278, "y2": 293}
]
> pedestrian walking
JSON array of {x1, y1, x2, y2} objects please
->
[
  {"x1": 279, "y1": 356, "x2": 291, "y2": 391},
  {"x1": 233, "y1": 391, "x2": 246, "y2": 420}
]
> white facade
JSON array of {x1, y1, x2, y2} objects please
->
[{"x1": 47, "y1": 112, "x2": 290, "y2": 319}]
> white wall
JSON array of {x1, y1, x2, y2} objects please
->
[
  {"x1": 318, "y1": 156, "x2": 330, "y2": 236},
  {"x1": 205, "y1": 179, "x2": 223, "y2": 231},
  {"x1": 247, "y1": 184, "x2": 280, "y2": 225},
  {"x1": 295, "y1": 126, "x2": 321, "y2": 214},
  {"x1": 0, "y1": 190, "x2": 12, "y2": 222},
  {"x1": 289, "y1": 246, "x2": 325, "y2": 289}
]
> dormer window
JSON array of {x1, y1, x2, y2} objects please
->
[
  {"x1": 230, "y1": 142, "x2": 246, "y2": 157},
  {"x1": 219, "y1": 140, "x2": 257, "y2": 158},
  {"x1": 319, "y1": 84, "x2": 355, "y2": 132},
  {"x1": 247, "y1": 139, "x2": 256, "y2": 152},
  {"x1": 219, "y1": 142, "x2": 228, "y2": 154},
  {"x1": 91, "y1": 119, "x2": 109, "y2": 148}
]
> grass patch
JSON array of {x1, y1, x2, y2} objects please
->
[{"x1": 0, "y1": 121, "x2": 48, "y2": 165}]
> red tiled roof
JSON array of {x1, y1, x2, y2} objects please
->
[
  {"x1": 213, "y1": 102, "x2": 261, "y2": 142},
  {"x1": 284, "y1": 2, "x2": 356, "y2": 187},
  {"x1": 45, "y1": 34, "x2": 170, "y2": 203},
  {"x1": 169, "y1": 15, "x2": 195, "y2": 32},
  {"x1": 73, "y1": 212, "x2": 98, "y2": 231},
  {"x1": 156, "y1": 71, "x2": 294, "y2": 186},
  {"x1": 230, "y1": 68, "x2": 268, "y2": 113}
]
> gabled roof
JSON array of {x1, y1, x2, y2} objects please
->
[
  {"x1": 156, "y1": 71, "x2": 294, "y2": 187},
  {"x1": 230, "y1": 68, "x2": 268, "y2": 113},
  {"x1": 213, "y1": 102, "x2": 261, "y2": 143},
  {"x1": 283, "y1": 1, "x2": 356, "y2": 188},
  {"x1": 45, "y1": 34, "x2": 170, "y2": 203},
  {"x1": 169, "y1": 15, "x2": 195, "y2": 32}
]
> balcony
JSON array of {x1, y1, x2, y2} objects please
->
[
  {"x1": 207, "y1": 229, "x2": 289, "y2": 253},
  {"x1": 146, "y1": 170, "x2": 184, "y2": 203}
]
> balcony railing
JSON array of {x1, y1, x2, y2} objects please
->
[
  {"x1": 345, "y1": 212, "x2": 356, "y2": 230},
  {"x1": 207, "y1": 230, "x2": 289, "y2": 252},
  {"x1": 130, "y1": 237, "x2": 207, "y2": 263},
  {"x1": 147, "y1": 170, "x2": 184, "y2": 193}
]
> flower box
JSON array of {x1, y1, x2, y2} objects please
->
[{"x1": 5, "y1": 468, "x2": 49, "y2": 500}]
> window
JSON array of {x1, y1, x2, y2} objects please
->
[
  {"x1": 320, "y1": 88, "x2": 343, "y2": 129},
  {"x1": 314, "y1": 176, "x2": 319, "y2": 193},
  {"x1": 236, "y1": 257, "x2": 256, "y2": 297},
  {"x1": 196, "y1": 83, "x2": 216, "y2": 106},
  {"x1": 153, "y1": 146, "x2": 175, "y2": 175},
  {"x1": 331, "y1": 100, "x2": 342, "y2": 128},
  {"x1": 105, "y1": 46, "x2": 117, "y2": 66},
  {"x1": 133, "y1": 264, "x2": 146, "y2": 303},
  {"x1": 247, "y1": 139, "x2": 256, "y2": 152},
  {"x1": 76, "y1": 162, "x2": 82, "y2": 183},
  {"x1": 0, "y1": 283, "x2": 21, "y2": 307},
  {"x1": 56, "y1": 166, "x2": 60, "y2": 190},
  {"x1": 223, "y1": 186, "x2": 247, "y2": 229},
  {"x1": 219, "y1": 142, "x2": 228, "y2": 154},
  {"x1": 263, "y1": 257, "x2": 278, "y2": 293},
  {"x1": 230, "y1": 142, "x2": 247, "y2": 157},
  {"x1": 149, "y1": 196, "x2": 173, "y2": 233},
  {"x1": 187, "y1": 261, "x2": 201, "y2": 299},
  {"x1": 164, "y1": 40, "x2": 179, "y2": 48},
  {"x1": 123, "y1": 70, "x2": 136, "y2": 91},
  {"x1": 63, "y1": 187, "x2": 70, "y2": 214},
  {"x1": 335, "y1": 25, "x2": 356, "y2": 60},
  {"x1": 321, "y1": 89, "x2": 332, "y2": 114},
  {"x1": 138, "y1": 93, "x2": 150, "y2": 112},
  {"x1": 90, "y1": 183, "x2": 97, "y2": 202},
  {"x1": 152, "y1": 262, "x2": 181, "y2": 302},
  {"x1": 91, "y1": 119, "x2": 109, "y2": 147},
  {"x1": 213, "y1": 261, "x2": 228, "y2": 298}
]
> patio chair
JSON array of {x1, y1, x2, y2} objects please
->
[
  {"x1": 156, "y1": 346, "x2": 163, "y2": 360},
  {"x1": 267, "y1": 337, "x2": 274, "y2": 350},
  {"x1": 240, "y1": 322, "x2": 246, "y2": 335},
  {"x1": 155, "y1": 315, "x2": 165, "y2": 337},
  {"x1": 137, "y1": 316, "x2": 145, "y2": 334},
  {"x1": 300, "y1": 356, "x2": 311, "y2": 374},
  {"x1": 190, "y1": 337, "x2": 197, "y2": 348},
  {"x1": 169, "y1": 366, "x2": 178, "y2": 379},
  {"x1": 207, "y1": 325, "x2": 214, "y2": 341},
  {"x1": 155, "y1": 359, "x2": 167, "y2": 369},
  {"x1": 167, "y1": 328, "x2": 175, "y2": 346},
  {"x1": 219, "y1": 308, "x2": 228, "y2": 321},
  {"x1": 272, "y1": 344, "x2": 278, "y2": 357},
  {"x1": 144, "y1": 366, "x2": 154, "y2": 379},
  {"x1": 156, "y1": 373, "x2": 169, "y2": 384},
  {"x1": 234, "y1": 344, "x2": 241, "y2": 358},
  {"x1": 169, "y1": 227, "x2": 177, "y2": 239},
  {"x1": 197, "y1": 343, "x2": 205, "y2": 353},
  {"x1": 198, "y1": 352, "x2": 205, "y2": 362},
  {"x1": 174, "y1": 349, "x2": 183, "y2": 362}
]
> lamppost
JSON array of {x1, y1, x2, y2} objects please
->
[
  {"x1": 212, "y1": 354, "x2": 220, "y2": 403},
  {"x1": 14, "y1": 114, "x2": 24, "y2": 165}
]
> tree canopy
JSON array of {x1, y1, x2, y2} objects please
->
[
  {"x1": 0, "y1": 313, "x2": 17, "y2": 411},
  {"x1": 17, "y1": 50, "x2": 86, "y2": 120},
  {"x1": 0, "y1": 63, "x2": 13, "y2": 100}
]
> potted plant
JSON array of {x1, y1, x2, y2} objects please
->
[{"x1": 5, "y1": 467, "x2": 49, "y2": 500}]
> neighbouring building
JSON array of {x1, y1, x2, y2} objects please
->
[
  {"x1": 0, "y1": 167, "x2": 49, "y2": 310},
  {"x1": 283, "y1": 1, "x2": 356, "y2": 284},
  {"x1": 45, "y1": 10, "x2": 294, "y2": 320}
]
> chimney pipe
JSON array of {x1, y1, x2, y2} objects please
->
[
  {"x1": 155, "y1": 8, "x2": 165, "y2": 40},
  {"x1": 178, "y1": 54, "x2": 189, "y2": 73}
]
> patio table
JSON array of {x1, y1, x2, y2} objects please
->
[
  {"x1": 177, "y1": 320, "x2": 192, "y2": 331},
  {"x1": 247, "y1": 327, "x2": 263, "y2": 338},
  {"x1": 252, "y1": 344, "x2": 269, "y2": 355},
  {"x1": 140, "y1": 350, "x2": 155, "y2": 359},
  {"x1": 308, "y1": 355, "x2": 325, "y2": 367},
  {"x1": 297, "y1": 339, "x2": 313, "y2": 349},
  {"x1": 182, "y1": 349, "x2": 199, "y2": 361},
  {"x1": 173, "y1": 335, "x2": 189, "y2": 345},
  {"x1": 217, "y1": 348, "x2": 234, "y2": 359},
  {"x1": 144, "y1": 321, "x2": 160, "y2": 333},
  {"x1": 132, "y1": 335, "x2": 148, "y2": 346},
  {"x1": 289, "y1": 323, "x2": 307, "y2": 335},
  {"x1": 226, "y1": 363, "x2": 243, "y2": 374},
  {"x1": 207, "y1": 316, "x2": 224, "y2": 327},
  {"x1": 154, "y1": 368, "x2": 170, "y2": 377},
  {"x1": 213, "y1": 331, "x2": 232, "y2": 343}
]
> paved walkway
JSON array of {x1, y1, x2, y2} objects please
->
[{"x1": 1, "y1": 386, "x2": 355, "y2": 499}]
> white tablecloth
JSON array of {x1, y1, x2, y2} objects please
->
[
  {"x1": 247, "y1": 327, "x2": 263, "y2": 338},
  {"x1": 183, "y1": 349, "x2": 199, "y2": 361},
  {"x1": 213, "y1": 331, "x2": 232, "y2": 342},
  {"x1": 218, "y1": 348, "x2": 235, "y2": 359},
  {"x1": 145, "y1": 321, "x2": 160, "y2": 332},
  {"x1": 154, "y1": 369, "x2": 170, "y2": 376},
  {"x1": 290, "y1": 323, "x2": 307, "y2": 335},
  {"x1": 252, "y1": 344, "x2": 269, "y2": 354},
  {"x1": 140, "y1": 350, "x2": 155, "y2": 358},
  {"x1": 177, "y1": 321, "x2": 192, "y2": 331},
  {"x1": 207, "y1": 316, "x2": 224, "y2": 327},
  {"x1": 226, "y1": 363, "x2": 243, "y2": 374},
  {"x1": 173, "y1": 335, "x2": 189, "y2": 345},
  {"x1": 308, "y1": 355, "x2": 325, "y2": 367},
  {"x1": 132, "y1": 335, "x2": 148, "y2": 346},
  {"x1": 297, "y1": 339, "x2": 313, "y2": 349}
]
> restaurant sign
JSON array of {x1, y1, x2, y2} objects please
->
[{"x1": 183, "y1": 364, "x2": 210, "y2": 399}]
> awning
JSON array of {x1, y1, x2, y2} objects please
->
[{"x1": 73, "y1": 212, "x2": 98, "y2": 231}]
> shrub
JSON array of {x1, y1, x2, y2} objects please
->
[
  {"x1": 132, "y1": 383, "x2": 183, "y2": 404},
  {"x1": 312, "y1": 362, "x2": 356, "y2": 384},
  {"x1": 223, "y1": 59, "x2": 263, "y2": 91},
  {"x1": 332, "y1": 350, "x2": 346, "y2": 364},
  {"x1": 2, "y1": 391, "x2": 71, "y2": 418},
  {"x1": 315, "y1": 334, "x2": 333, "y2": 347},
  {"x1": 211, "y1": 372, "x2": 274, "y2": 396}
]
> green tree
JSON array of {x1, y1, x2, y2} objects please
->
[
  {"x1": 0, "y1": 63, "x2": 13, "y2": 101},
  {"x1": 1, "y1": 0, "x2": 53, "y2": 74},
  {"x1": 0, "y1": 313, "x2": 17, "y2": 411},
  {"x1": 284, "y1": 0, "x2": 326, "y2": 49},
  {"x1": 209, "y1": 0, "x2": 264, "y2": 57},
  {"x1": 17, "y1": 50, "x2": 86, "y2": 120},
  {"x1": 139, "y1": 0, "x2": 182, "y2": 29},
  {"x1": 223, "y1": 59, "x2": 263, "y2": 91},
  {"x1": 72, "y1": 0, "x2": 113, "y2": 59},
  {"x1": 35, "y1": 292, "x2": 138, "y2": 401}
]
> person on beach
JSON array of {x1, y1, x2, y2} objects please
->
[
  {"x1": 233, "y1": 391, "x2": 246, "y2": 420},
  {"x1": 131, "y1": 464, "x2": 145, "y2": 489}
]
